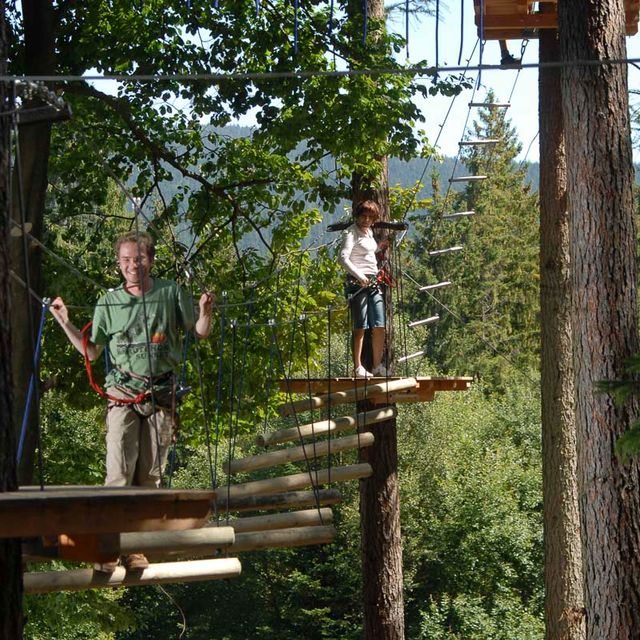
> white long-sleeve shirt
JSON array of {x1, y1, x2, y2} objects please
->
[{"x1": 339, "y1": 224, "x2": 378, "y2": 282}]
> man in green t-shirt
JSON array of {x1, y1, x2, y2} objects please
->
[{"x1": 51, "y1": 231, "x2": 213, "y2": 571}]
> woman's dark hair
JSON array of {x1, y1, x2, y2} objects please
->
[{"x1": 353, "y1": 199, "x2": 381, "y2": 221}]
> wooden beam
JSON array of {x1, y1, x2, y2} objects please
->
[
  {"x1": 230, "y1": 525, "x2": 336, "y2": 552},
  {"x1": 119, "y1": 527, "x2": 235, "y2": 555},
  {"x1": 214, "y1": 488, "x2": 341, "y2": 513},
  {"x1": 0, "y1": 486, "x2": 216, "y2": 539},
  {"x1": 24, "y1": 558, "x2": 242, "y2": 594},
  {"x1": 23, "y1": 527, "x2": 236, "y2": 563},
  {"x1": 220, "y1": 463, "x2": 372, "y2": 500},
  {"x1": 278, "y1": 378, "x2": 417, "y2": 417},
  {"x1": 227, "y1": 432, "x2": 375, "y2": 474},
  {"x1": 279, "y1": 376, "x2": 471, "y2": 395},
  {"x1": 209, "y1": 508, "x2": 333, "y2": 533},
  {"x1": 258, "y1": 407, "x2": 396, "y2": 447}
]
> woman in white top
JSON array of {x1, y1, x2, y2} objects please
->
[{"x1": 339, "y1": 200, "x2": 388, "y2": 378}]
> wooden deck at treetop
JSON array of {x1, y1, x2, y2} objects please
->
[{"x1": 473, "y1": 0, "x2": 640, "y2": 39}]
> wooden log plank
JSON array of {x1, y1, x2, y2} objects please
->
[
  {"x1": 369, "y1": 393, "x2": 426, "y2": 405},
  {"x1": 278, "y1": 378, "x2": 416, "y2": 418},
  {"x1": 119, "y1": 527, "x2": 235, "y2": 555},
  {"x1": 209, "y1": 508, "x2": 333, "y2": 533},
  {"x1": 230, "y1": 525, "x2": 336, "y2": 552},
  {"x1": 214, "y1": 488, "x2": 341, "y2": 513},
  {"x1": 259, "y1": 406, "x2": 396, "y2": 447},
  {"x1": 278, "y1": 376, "x2": 471, "y2": 395},
  {"x1": 0, "y1": 486, "x2": 215, "y2": 539},
  {"x1": 24, "y1": 527, "x2": 235, "y2": 563},
  {"x1": 228, "y1": 432, "x2": 375, "y2": 474},
  {"x1": 24, "y1": 558, "x2": 242, "y2": 594},
  {"x1": 220, "y1": 463, "x2": 372, "y2": 500}
]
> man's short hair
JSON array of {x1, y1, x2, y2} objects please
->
[{"x1": 115, "y1": 231, "x2": 156, "y2": 261}]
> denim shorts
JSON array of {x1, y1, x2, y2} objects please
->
[{"x1": 345, "y1": 279, "x2": 385, "y2": 330}]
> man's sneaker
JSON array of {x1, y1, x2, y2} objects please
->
[
  {"x1": 123, "y1": 553, "x2": 149, "y2": 571},
  {"x1": 372, "y1": 364, "x2": 391, "y2": 377},
  {"x1": 355, "y1": 365, "x2": 373, "y2": 379},
  {"x1": 94, "y1": 561, "x2": 118, "y2": 574}
]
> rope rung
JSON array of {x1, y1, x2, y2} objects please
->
[
  {"x1": 468, "y1": 102, "x2": 510, "y2": 108},
  {"x1": 449, "y1": 175, "x2": 487, "y2": 183},
  {"x1": 443, "y1": 211, "x2": 475, "y2": 219},
  {"x1": 428, "y1": 246, "x2": 463, "y2": 256},
  {"x1": 419, "y1": 281, "x2": 451, "y2": 292},
  {"x1": 398, "y1": 349, "x2": 428, "y2": 363},
  {"x1": 458, "y1": 139, "x2": 501, "y2": 146},
  {"x1": 408, "y1": 316, "x2": 440, "y2": 328}
]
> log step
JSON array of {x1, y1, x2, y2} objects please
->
[
  {"x1": 228, "y1": 432, "x2": 374, "y2": 474},
  {"x1": 24, "y1": 558, "x2": 242, "y2": 594},
  {"x1": 230, "y1": 525, "x2": 335, "y2": 552},
  {"x1": 277, "y1": 378, "x2": 415, "y2": 419},
  {"x1": 220, "y1": 463, "x2": 372, "y2": 500},
  {"x1": 210, "y1": 507, "x2": 333, "y2": 533},
  {"x1": 214, "y1": 488, "x2": 341, "y2": 514},
  {"x1": 261, "y1": 406, "x2": 396, "y2": 446}
]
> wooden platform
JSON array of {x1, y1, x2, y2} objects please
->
[
  {"x1": 0, "y1": 486, "x2": 216, "y2": 539},
  {"x1": 279, "y1": 376, "x2": 472, "y2": 404},
  {"x1": 473, "y1": 0, "x2": 640, "y2": 39}
]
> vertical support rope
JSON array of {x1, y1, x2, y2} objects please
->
[
  {"x1": 326, "y1": 305, "x2": 333, "y2": 486},
  {"x1": 405, "y1": 0, "x2": 410, "y2": 59},
  {"x1": 435, "y1": 0, "x2": 440, "y2": 78},
  {"x1": 457, "y1": 0, "x2": 464, "y2": 66},
  {"x1": 270, "y1": 321, "x2": 323, "y2": 515},
  {"x1": 293, "y1": 0, "x2": 300, "y2": 54},
  {"x1": 210, "y1": 291, "x2": 228, "y2": 515},
  {"x1": 132, "y1": 221, "x2": 164, "y2": 488},
  {"x1": 16, "y1": 298, "x2": 49, "y2": 465},
  {"x1": 362, "y1": 0, "x2": 368, "y2": 43},
  {"x1": 226, "y1": 296, "x2": 255, "y2": 508},
  {"x1": 11, "y1": 106, "x2": 44, "y2": 486}
]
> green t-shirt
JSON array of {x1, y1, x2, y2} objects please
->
[{"x1": 91, "y1": 279, "x2": 195, "y2": 391}]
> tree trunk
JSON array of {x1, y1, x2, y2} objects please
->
[
  {"x1": 9, "y1": 0, "x2": 55, "y2": 483},
  {"x1": 354, "y1": 159, "x2": 405, "y2": 639},
  {"x1": 538, "y1": 22, "x2": 585, "y2": 640},
  {"x1": 1, "y1": 1, "x2": 24, "y2": 635},
  {"x1": 559, "y1": 1, "x2": 640, "y2": 637}
]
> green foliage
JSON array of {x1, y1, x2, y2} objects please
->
[
  {"x1": 399, "y1": 383, "x2": 543, "y2": 638},
  {"x1": 24, "y1": 586, "x2": 135, "y2": 640}
]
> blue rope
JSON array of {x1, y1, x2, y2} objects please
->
[
  {"x1": 362, "y1": 0, "x2": 368, "y2": 43},
  {"x1": 435, "y1": 0, "x2": 440, "y2": 78},
  {"x1": 328, "y1": 0, "x2": 334, "y2": 36},
  {"x1": 255, "y1": 0, "x2": 260, "y2": 16},
  {"x1": 478, "y1": 0, "x2": 484, "y2": 88},
  {"x1": 294, "y1": 0, "x2": 300, "y2": 54},
  {"x1": 17, "y1": 299, "x2": 49, "y2": 463},
  {"x1": 405, "y1": 0, "x2": 409, "y2": 58},
  {"x1": 457, "y1": 0, "x2": 464, "y2": 65}
]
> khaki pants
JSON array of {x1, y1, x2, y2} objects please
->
[{"x1": 104, "y1": 386, "x2": 174, "y2": 487}]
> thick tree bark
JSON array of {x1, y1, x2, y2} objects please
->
[
  {"x1": 539, "y1": 23, "x2": 585, "y2": 640},
  {"x1": 10, "y1": 0, "x2": 55, "y2": 483},
  {"x1": 559, "y1": 1, "x2": 640, "y2": 637},
  {"x1": 354, "y1": 160, "x2": 405, "y2": 639},
  {"x1": 1, "y1": 1, "x2": 24, "y2": 635}
]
